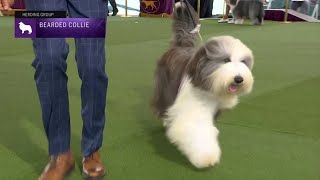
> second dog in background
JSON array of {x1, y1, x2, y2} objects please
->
[{"x1": 229, "y1": 0, "x2": 265, "y2": 25}]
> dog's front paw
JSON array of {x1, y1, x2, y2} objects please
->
[
  {"x1": 166, "y1": 115, "x2": 222, "y2": 169},
  {"x1": 188, "y1": 143, "x2": 221, "y2": 168}
]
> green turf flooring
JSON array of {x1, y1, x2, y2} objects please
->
[{"x1": 0, "y1": 16, "x2": 320, "y2": 180}]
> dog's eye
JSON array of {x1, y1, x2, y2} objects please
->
[
  {"x1": 241, "y1": 60, "x2": 247, "y2": 65},
  {"x1": 224, "y1": 58, "x2": 231, "y2": 63}
]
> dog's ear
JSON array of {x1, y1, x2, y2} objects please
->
[
  {"x1": 187, "y1": 42, "x2": 226, "y2": 91},
  {"x1": 151, "y1": 63, "x2": 173, "y2": 118},
  {"x1": 191, "y1": 40, "x2": 225, "y2": 65},
  {"x1": 187, "y1": 46, "x2": 210, "y2": 88},
  {"x1": 188, "y1": 46, "x2": 207, "y2": 77},
  {"x1": 245, "y1": 51, "x2": 254, "y2": 70},
  {"x1": 151, "y1": 51, "x2": 187, "y2": 118},
  {"x1": 203, "y1": 39, "x2": 226, "y2": 60},
  {"x1": 204, "y1": 37, "x2": 255, "y2": 70}
]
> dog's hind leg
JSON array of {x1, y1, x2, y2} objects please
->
[
  {"x1": 231, "y1": 7, "x2": 244, "y2": 25},
  {"x1": 249, "y1": 2, "x2": 264, "y2": 25},
  {"x1": 249, "y1": 10, "x2": 259, "y2": 25},
  {"x1": 257, "y1": 3, "x2": 265, "y2": 25},
  {"x1": 234, "y1": 18, "x2": 244, "y2": 24}
]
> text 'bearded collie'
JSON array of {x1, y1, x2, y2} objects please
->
[{"x1": 151, "y1": 1, "x2": 255, "y2": 168}]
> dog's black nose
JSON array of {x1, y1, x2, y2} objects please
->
[{"x1": 234, "y1": 76, "x2": 244, "y2": 84}]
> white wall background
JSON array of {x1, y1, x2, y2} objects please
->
[{"x1": 108, "y1": 0, "x2": 225, "y2": 16}]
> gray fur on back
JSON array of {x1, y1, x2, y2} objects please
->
[{"x1": 151, "y1": 0, "x2": 200, "y2": 117}]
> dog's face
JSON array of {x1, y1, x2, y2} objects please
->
[{"x1": 188, "y1": 36, "x2": 254, "y2": 97}]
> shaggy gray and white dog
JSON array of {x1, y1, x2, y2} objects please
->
[
  {"x1": 151, "y1": 1, "x2": 255, "y2": 168},
  {"x1": 229, "y1": 0, "x2": 264, "y2": 25}
]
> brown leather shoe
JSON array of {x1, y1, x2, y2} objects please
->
[
  {"x1": 39, "y1": 151, "x2": 75, "y2": 180},
  {"x1": 82, "y1": 151, "x2": 106, "y2": 179}
]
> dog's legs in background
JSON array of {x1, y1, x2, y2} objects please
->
[
  {"x1": 257, "y1": 2, "x2": 265, "y2": 25},
  {"x1": 231, "y1": 6, "x2": 244, "y2": 24},
  {"x1": 249, "y1": 2, "x2": 264, "y2": 25},
  {"x1": 227, "y1": 5, "x2": 236, "y2": 24},
  {"x1": 234, "y1": 18, "x2": 244, "y2": 24},
  {"x1": 250, "y1": 17, "x2": 262, "y2": 25},
  {"x1": 249, "y1": 9, "x2": 260, "y2": 25}
]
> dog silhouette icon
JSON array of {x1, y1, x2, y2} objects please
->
[{"x1": 19, "y1": 22, "x2": 32, "y2": 34}]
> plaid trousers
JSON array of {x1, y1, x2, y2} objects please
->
[{"x1": 25, "y1": 0, "x2": 108, "y2": 157}]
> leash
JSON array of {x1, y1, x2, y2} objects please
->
[{"x1": 178, "y1": 0, "x2": 203, "y2": 41}]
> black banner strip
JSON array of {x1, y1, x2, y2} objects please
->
[{"x1": 15, "y1": 11, "x2": 67, "y2": 18}]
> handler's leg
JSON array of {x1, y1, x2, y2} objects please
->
[
  {"x1": 24, "y1": 0, "x2": 75, "y2": 179},
  {"x1": 67, "y1": 0, "x2": 108, "y2": 178}
]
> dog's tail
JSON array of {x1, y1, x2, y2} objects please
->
[{"x1": 171, "y1": 0, "x2": 200, "y2": 48}]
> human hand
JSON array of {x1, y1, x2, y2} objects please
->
[{"x1": 0, "y1": 0, "x2": 15, "y2": 11}]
